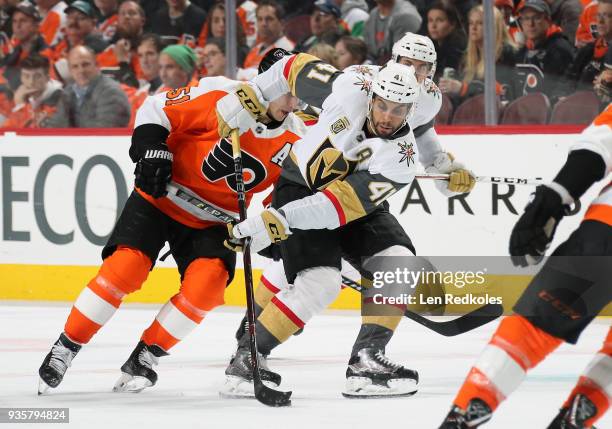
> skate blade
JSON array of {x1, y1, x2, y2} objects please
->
[
  {"x1": 342, "y1": 377, "x2": 418, "y2": 399},
  {"x1": 38, "y1": 378, "x2": 52, "y2": 395},
  {"x1": 112, "y1": 373, "x2": 152, "y2": 393},
  {"x1": 219, "y1": 375, "x2": 279, "y2": 399}
]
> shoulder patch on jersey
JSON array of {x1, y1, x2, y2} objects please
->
[
  {"x1": 397, "y1": 140, "x2": 416, "y2": 166},
  {"x1": 330, "y1": 116, "x2": 350, "y2": 134},
  {"x1": 353, "y1": 65, "x2": 375, "y2": 77},
  {"x1": 354, "y1": 75, "x2": 372, "y2": 94}
]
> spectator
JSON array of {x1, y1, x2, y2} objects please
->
[
  {"x1": 136, "y1": 33, "x2": 163, "y2": 93},
  {"x1": 335, "y1": 35, "x2": 367, "y2": 69},
  {"x1": 575, "y1": 1, "x2": 598, "y2": 47},
  {"x1": 0, "y1": 0, "x2": 19, "y2": 40},
  {"x1": 364, "y1": 0, "x2": 422, "y2": 63},
  {"x1": 336, "y1": 0, "x2": 369, "y2": 37},
  {"x1": 158, "y1": 44, "x2": 198, "y2": 90},
  {"x1": 546, "y1": 0, "x2": 584, "y2": 43},
  {"x1": 3, "y1": 54, "x2": 62, "y2": 127},
  {"x1": 295, "y1": 0, "x2": 347, "y2": 53},
  {"x1": 238, "y1": 0, "x2": 258, "y2": 47},
  {"x1": 439, "y1": 5, "x2": 518, "y2": 105},
  {"x1": 151, "y1": 0, "x2": 207, "y2": 47},
  {"x1": 44, "y1": 45, "x2": 130, "y2": 127},
  {"x1": 197, "y1": 2, "x2": 249, "y2": 65},
  {"x1": 496, "y1": 0, "x2": 525, "y2": 46},
  {"x1": 123, "y1": 33, "x2": 164, "y2": 128},
  {"x1": 242, "y1": 0, "x2": 294, "y2": 70},
  {"x1": 43, "y1": 1, "x2": 108, "y2": 82},
  {"x1": 1, "y1": 2, "x2": 47, "y2": 90},
  {"x1": 514, "y1": 0, "x2": 575, "y2": 100},
  {"x1": 200, "y1": 36, "x2": 226, "y2": 77},
  {"x1": 36, "y1": 0, "x2": 68, "y2": 46},
  {"x1": 96, "y1": 0, "x2": 146, "y2": 87},
  {"x1": 94, "y1": 0, "x2": 119, "y2": 42},
  {"x1": 557, "y1": 0, "x2": 612, "y2": 94},
  {"x1": 449, "y1": 0, "x2": 479, "y2": 29},
  {"x1": 594, "y1": 44, "x2": 612, "y2": 106},
  {"x1": 427, "y1": 0, "x2": 467, "y2": 81},
  {"x1": 307, "y1": 42, "x2": 339, "y2": 67}
]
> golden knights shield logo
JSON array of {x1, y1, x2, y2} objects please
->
[{"x1": 306, "y1": 138, "x2": 355, "y2": 190}]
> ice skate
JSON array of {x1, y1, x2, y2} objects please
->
[
  {"x1": 342, "y1": 348, "x2": 419, "y2": 398},
  {"x1": 547, "y1": 394, "x2": 598, "y2": 429},
  {"x1": 113, "y1": 341, "x2": 168, "y2": 393},
  {"x1": 38, "y1": 333, "x2": 82, "y2": 395},
  {"x1": 220, "y1": 347, "x2": 282, "y2": 398},
  {"x1": 439, "y1": 399, "x2": 493, "y2": 428}
]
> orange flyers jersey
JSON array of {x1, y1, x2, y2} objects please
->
[
  {"x1": 40, "y1": 1, "x2": 68, "y2": 46},
  {"x1": 576, "y1": 1, "x2": 598, "y2": 45},
  {"x1": 133, "y1": 76, "x2": 308, "y2": 229},
  {"x1": 575, "y1": 103, "x2": 612, "y2": 226}
]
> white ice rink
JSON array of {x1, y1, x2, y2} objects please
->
[{"x1": 2, "y1": 302, "x2": 611, "y2": 429}]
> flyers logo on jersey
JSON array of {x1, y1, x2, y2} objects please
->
[
  {"x1": 202, "y1": 138, "x2": 266, "y2": 192},
  {"x1": 307, "y1": 146, "x2": 350, "y2": 190}
]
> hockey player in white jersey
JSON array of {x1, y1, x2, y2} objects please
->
[
  {"x1": 217, "y1": 36, "x2": 475, "y2": 398},
  {"x1": 439, "y1": 103, "x2": 612, "y2": 428},
  {"x1": 228, "y1": 34, "x2": 476, "y2": 399}
]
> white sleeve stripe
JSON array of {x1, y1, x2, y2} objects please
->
[
  {"x1": 74, "y1": 287, "x2": 118, "y2": 326},
  {"x1": 583, "y1": 353, "x2": 612, "y2": 398},
  {"x1": 475, "y1": 345, "x2": 526, "y2": 398}
]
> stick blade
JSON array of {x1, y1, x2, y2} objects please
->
[
  {"x1": 254, "y1": 382, "x2": 292, "y2": 407},
  {"x1": 404, "y1": 303, "x2": 503, "y2": 336}
]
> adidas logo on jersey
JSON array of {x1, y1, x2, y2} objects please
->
[{"x1": 144, "y1": 149, "x2": 173, "y2": 161}]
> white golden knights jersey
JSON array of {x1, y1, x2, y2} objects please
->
[
  {"x1": 252, "y1": 54, "x2": 442, "y2": 223},
  {"x1": 577, "y1": 103, "x2": 612, "y2": 226}
]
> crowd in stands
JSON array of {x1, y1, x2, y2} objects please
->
[{"x1": 0, "y1": 0, "x2": 610, "y2": 128}]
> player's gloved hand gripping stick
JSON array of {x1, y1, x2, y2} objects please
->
[{"x1": 228, "y1": 128, "x2": 292, "y2": 407}]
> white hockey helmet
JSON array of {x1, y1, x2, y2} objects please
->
[
  {"x1": 367, "y1": 62, "x2": 420, "y2": 136},
  {"x1": 392, "y1": 32, "x2": 437, "y2": 80}
]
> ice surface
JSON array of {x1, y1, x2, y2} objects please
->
[{"x1": 2, "y1": 302, "x2": 610, "y2": 428}]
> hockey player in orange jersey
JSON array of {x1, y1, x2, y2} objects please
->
[
  {"x1": 37, "y1": 50, "x2": 307, "y2": 394},
  {"x1": 439, "y1": 103, "x2": 612, "y2": 428}
]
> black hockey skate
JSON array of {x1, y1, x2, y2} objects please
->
[
  {"x1": 439, "y1": 399, "x2": 493, "y2": 428},
  {"x1": 220, "y1": 347, "x2": 282, "y2": 398},
  {"x1": 38, "y1": 333, "x2": 82, "y2": 394},
  {"x1": 342, "y1": 348, "x2": 419, "y2": 398},
  {"x1": 547, "y1": 394, "x2": 598, "y2": 429},
  {"x1": 113, "y1": 341, "x2": 168, "y2": 393}
]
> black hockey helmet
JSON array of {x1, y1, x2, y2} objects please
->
[{"x1": 258, "y1": 48, "x2": 292, "y2": 74}]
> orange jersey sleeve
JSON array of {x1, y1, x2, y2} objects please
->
[{"x1": 134, "y1": 77, "x2": 308, "y2": 228}]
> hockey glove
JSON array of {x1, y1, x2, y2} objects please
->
[
  {"x1": 216, "y1": 83, "x2": 269, "y2": 138},
  {"x1": 231, "y1": 208, "x2": 291, "y2": 252},
  {"x1": 426, "y1": 152, "x2": 475, "y2": 195},
  {"x1": 448, "y1": 169, "x2": 476, "y2": 193},
  {"x1": 509, "y1": 185, "x2": 570, "y2": 267},
  {"x1": 134, "y1": 142, "x2": 173, "y2": 198},
  {"x1": 224, "y1": 223, "x2": 244, "y2": 253}
]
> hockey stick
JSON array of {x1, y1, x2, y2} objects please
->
[
  {"x1": 230, "y1": 129, "x2": 292, "y2": 407},
  {"x1": 340, "y1": 275, "x2": 503, "y2": 337},
  {"x1": 416, "y1": 173, "x2": 544, "y2": 186},
  {"x1": 165, "y1": 181, "x2": 502, "y2": 337}
]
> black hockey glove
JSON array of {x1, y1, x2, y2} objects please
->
[
  {"x1": 509, "y1": 185, "x2": 570, "y2": 267},
  {"x1": 134, "y1": 142, "x2": 173, "y2": 198}
]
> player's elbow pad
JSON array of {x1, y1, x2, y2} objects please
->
[
  {"x1": 130, "y1": 124, "x2": 170, "y2": 163},
  {"x1": 554, "y1": 149, "x2": 607, "y2": 200}
]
